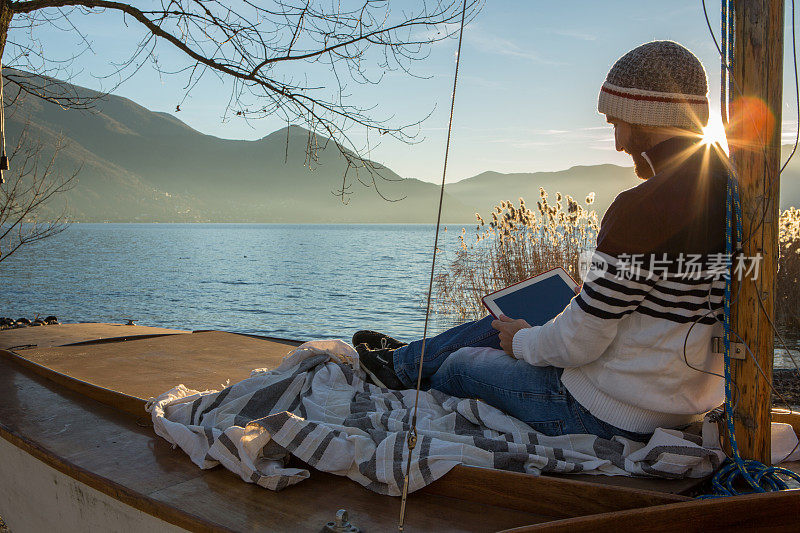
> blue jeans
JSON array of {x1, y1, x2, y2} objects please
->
[{"x1": 393, "y1": 316, "x2": 650, "y2": 441}]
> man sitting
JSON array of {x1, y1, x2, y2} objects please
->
[{"x1": 355, "y1": 41, "x2": 727, "y2": 442}]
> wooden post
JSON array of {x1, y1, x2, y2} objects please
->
[{"x1": 728, "y1": 0, "x2": 784, "y2": 463}]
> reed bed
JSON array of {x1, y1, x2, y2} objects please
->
[
  {"x1": 777, "y1": 207, "x2": 800, "y2": 330},
  {"x1": 434, "y1": 188, "x2": 598, "y2": 322}
]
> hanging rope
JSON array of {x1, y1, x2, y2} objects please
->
[
  {"x1": 720, "y1": 0, "x2": 728, "y2": 125},
  {"x1": 703, "y1": 0, "x2": 800, "y2": 496},
  {"x1": 397, "y1": 0, "x2": 467, "y2": 529},
  {"x1": 707, "y1": 173, "x2": 800, "y2": 496},
  {"x1": 0, "y1": 58, "x2": 7, "y2": 184}
]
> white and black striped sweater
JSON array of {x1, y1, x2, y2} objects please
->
[{"x1": 512, "y1": 137, "x2": 727, "y2": 433}]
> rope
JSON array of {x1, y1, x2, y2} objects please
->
[
  {"x1": 781, "y1": 0, "x2": 800, "y2": 173},
  {"x1": 0, "y1": 57, "x2": 6, "y2": 184},
  {"x1": 720, "y1": 0, "x2": 728, "y2": 125},
  {"x1": 704, "y1": 2, "x2": 800, "y2": 493},
  {"x1": 726, "y1": 0, "x2": 734, "y2": 121},
  {"x1": 705, "y1": 174, "x2": 800, "y2": 496},
  {"x1": 704, "y1": 0, "x2": 800, "y2": 401},
  {"x1": 397, "y1": 0, "x2": 467, "y2": 529}
]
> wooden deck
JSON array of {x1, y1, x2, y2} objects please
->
[
  {"x1": 7, "y1": 323, "x2": 797, "y2": 531},
  {"x1": 0, "y1": 322, "x2": 189, "y2": 351},
  {"x1": 0, "y1": 347, "x2": 554, "y2": 532},
  {"x1": 12, "y1": 330, "x2": 299, "y2": 400},
  {"x1": 4, "y1": 325, "x2": 707, "y2": 495}
]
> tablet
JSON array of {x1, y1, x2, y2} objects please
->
[{"x1": 482, "y1": 267, "x2": 579, "y2": 326}]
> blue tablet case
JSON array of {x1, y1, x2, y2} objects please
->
[{"x1": 485, "y1": 272, "x2": 576, "y2": 326}]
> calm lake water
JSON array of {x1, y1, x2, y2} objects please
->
[
  {"x1": 0, "y1": 224, "x2": 464, "y2": 342},
  {"x1": 2, "y1": 223, "x2": 799, "y2": 369}
]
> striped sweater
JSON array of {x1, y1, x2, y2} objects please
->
[{"x1": 512, "y1": 136, "x2": 727, "y2": 433}]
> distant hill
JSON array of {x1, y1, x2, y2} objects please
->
[
  {"x1": 7, "y1": 71, "x2": 800, "y2": 223},
  {"x1": 447, "y1": 164, "x2": 640, "y2": 219},
  {"x1": 450, "y1": 149, "x2": 800, "y2": 221},
  {"x1": 5, "y1": 72, "x2": 476, "y2": 223}
]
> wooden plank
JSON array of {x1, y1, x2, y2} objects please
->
[
  {"x1": 552, "y1": 472, "x2": 702, "y2": 495},
  {"x1": 0, "y1": 350, "x2": 553, "y2": 532},
  {"x1": 2, "y1": 330, "x2": 793, "y2": 531},
  {"x1": 0, "y1": 322, "x2": 188, "y2": 350},
  {"x1": 729, "y1": 0, "x2": 784, "y2": 463},
  {"x1": 781, "y1": 461, "x2": 800, "y2": 476},
  {"x1": 0, "y1": 348, "x2": 146, "y2": 418},
  {"x1": 420, "y1": 464, "x2": 689, "y2": 520},
  {"x1": 13, "y1": 331, "x2": 299, "y2": 400},
  {"x1": 7, "y1": 330, "x2": 707, "y2": 500},
  {"x1": 148, "y1": 468, "x2": 549, "y2": 533},
  {"x1": 499, "y1": 489, "x2": 800, "y2": 532},
  {"x1": 772, "y1": 409, "x2": 800, "y2": 435}
]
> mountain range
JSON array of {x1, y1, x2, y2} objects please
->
[{"x1": 6, "y1": 72, "x2": 800, "y2": 223}]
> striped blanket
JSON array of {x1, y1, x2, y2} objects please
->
[{"x1": 147, "y1": 340, "x2": 725, "y2": 495}]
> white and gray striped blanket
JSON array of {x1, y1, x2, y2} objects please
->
[{"x1": 147, "y1": 340, "x2": 725, "y2": 496}]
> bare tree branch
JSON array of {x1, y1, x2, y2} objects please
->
[
  {"x1": 4, "y1": 0, "x2": 482, "y2": 201},
  {"x1": 0, "y1": 119, "x2": 77, "y2": 264}
]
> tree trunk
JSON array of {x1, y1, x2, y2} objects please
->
[{"x1": 0, "y1": 0, "x2": 12, "y2": 62}]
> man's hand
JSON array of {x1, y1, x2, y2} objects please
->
[{"x1": 491, "y1": 315, "x2": 531, "y2": 357}]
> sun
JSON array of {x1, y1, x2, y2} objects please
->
[{"x1": 702, "y1": 116, "x2": 730, "y2": 152}]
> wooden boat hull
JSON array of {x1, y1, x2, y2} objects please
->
[
  {"x1": 501, "y1": 489, "x2": 800, "y2": 532},
  {"x1": 0, "y1": 324, "x2": 798, "y2": 532},
  {"x1": 0, "y1": 436, "x2": 184, "y2": 533}
]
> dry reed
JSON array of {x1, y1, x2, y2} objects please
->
[
  {"x1": 434, "y1": 188, "x2": 598, "y2": 322},
  {"x1": 777, "y1": 207, "x2": 800, "y2": 330}
]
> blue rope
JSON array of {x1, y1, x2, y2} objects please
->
[
  {"x1": 702, "y1": 174, "x2": 800, "y2": 497},
  {"x1": 720, "y1": 0, "x2": 728, "y2": 124},
  {"x1": 699, "y1": 0, "x2": 800, "y2": 497},
  {"x1": 726, "y1": 0, "x2": 734, "y2": 110}
]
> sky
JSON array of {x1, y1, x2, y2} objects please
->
[{"x1": 13, "y1": 0, "x2": 800, "y2": 183}]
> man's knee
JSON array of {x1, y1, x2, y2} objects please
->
[
  {"x1": 436, "y1": 347, "x2": 474, "y2": 375},
  {"x1": 429, "y1": 348, "x2": 472, "y2": 391}
]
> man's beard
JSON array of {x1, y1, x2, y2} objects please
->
[{"x1": 631, "y1": 151, "x2": 654, "y2": 179}]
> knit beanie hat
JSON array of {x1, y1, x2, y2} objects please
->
[{"x1": 598, "y1": 41, "x2": 709, "y2": 130}]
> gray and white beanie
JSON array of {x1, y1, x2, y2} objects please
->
[{"x1": 598, "y1": 41, "x2": 709, "y2": 130}]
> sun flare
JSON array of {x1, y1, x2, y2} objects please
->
[{"x1": 702, "y1": 116, "x2": 729, "y2": 152}]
